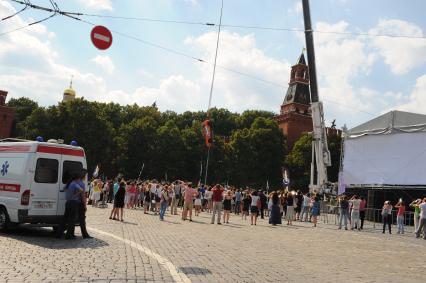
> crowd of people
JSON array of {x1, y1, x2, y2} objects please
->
[
  {"x1": 335, "y1": 195, "x2": 426, "y2": 238},
  {"x1": 58, "y1": 174, "x2": 426, "y2": 240},
  {"x1": 86, "y1": 179, "x2": 324, "y2": 227}
]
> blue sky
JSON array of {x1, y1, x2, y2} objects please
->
[{"x1": 1, "y1": 0, "x2": 426, "y2": 128}]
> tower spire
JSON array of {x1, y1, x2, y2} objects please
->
[
  {"x1": 63, "y1": 75, "x2": 76, "y2": 102},
  {"x1": 297, "y1": 50, "x2": 307, "y2": 65}
]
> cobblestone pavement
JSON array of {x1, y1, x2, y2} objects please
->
[{"x1": 0, "y1": 206, "x2": 424, "y2": 283}]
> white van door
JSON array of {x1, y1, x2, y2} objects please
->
[
  {"x1": 57, "y1": 158, "x2": 84, "y2": 216},
  {"x1": 29, "y1": 156, "x2": 61, "y2": 216}
]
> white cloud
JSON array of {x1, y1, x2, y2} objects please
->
[
  {"x1": 185, "y1": 31, "x2": 291, "y2": 112},
  {"x1": 2, "y1": 0, "x2": 424, "y2": 130},
  {"x1": 0, "y1": 1, "x2": 292, "y2": 114},
  {"x1": 312, "y1": 20, "x2": 426, "y2": 127},
  {"x1": 0, "y1": 1, "x2": 107, "y2": 105},
  {"x1": 77, "y1": 0, "x2": 112, "y2": 11},
  {"x1": 369, "y1": 19, "x2": 426, "y2": 74},
  {"x1": 92, "y1": 55, "x2": 115, "y2": 74},
  {"x1": 133, "y1": 75, "x2": 202, "y2": 111},
  {"x1": 312, "y1": 21, "x2": 378, "y2": 126},
  {"x1": 397, "y1": 74, "x2": 426, "y2": 113}
]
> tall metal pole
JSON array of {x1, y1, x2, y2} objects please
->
[
  {"x1": 204, "y1": 0, "x2": 223, "y2": 186},
  {"x1": 137, "y1": 163, "x2": 145, "y2": 182},
  {"x1": 199, "y1": 160, "x2": 203, "y2": 184},
  {"x1": 204, "y1": 147, "x2": 210, "y2": 186},
  {"x1": 302, "y1": 0, "x2": 319, "y2": 103}
]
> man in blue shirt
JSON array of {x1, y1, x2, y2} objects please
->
[
  {"x1": 113, "y1": 180, "x2": 120, "y2": 196},
  {"x1": 77, "y1": 169, "x2": 92, "y2": 239},
  {"x1": 57, "y1": 173, "x2": 82, "y2": 239}
]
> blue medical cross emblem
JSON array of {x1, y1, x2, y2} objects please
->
[{"x1": 1, "y1": 161, "x2": 9, "y2": 176}]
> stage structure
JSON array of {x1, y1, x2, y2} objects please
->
[{"x1": 340, "y1": 110, "x2": 426, "y2": 207}]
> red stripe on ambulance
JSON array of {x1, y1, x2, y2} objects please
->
[
  {"x1": 0, "y1": 183, "x2": 21, "y2": 193},
  {"x1": 37, "y1": 145, "x2": 84, "y2": 157},
  {"x1": 0, "y1": 146, "x2": 31, "y2": 152}
]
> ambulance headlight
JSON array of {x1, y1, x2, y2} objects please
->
[{"x1": 36, "y1": 136, "x2": 44, "y2": 142}]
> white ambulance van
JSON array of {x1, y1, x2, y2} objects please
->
[{"x1": 0, "y1": 139, "x2": 87, "y2": 231}]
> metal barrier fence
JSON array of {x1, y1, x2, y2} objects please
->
[{"x1": 318, "y1": 203, "x2": 417, "y2": 232}]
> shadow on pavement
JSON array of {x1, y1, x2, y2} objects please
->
[
  {"x1": 162, "y1": 220, "x2": 181, "y2": 225},
  {"x1": 107, "y1": 218, "x2": 138, "y2": 225},
  {"x1": 177, "y1": 266, "x2": 212, "y2": 275},
  {"x1": 185, "y1": 220, "x2": 207, "y2": 224},
  {"x1": 0, "y1": 226, "x2": 109, "y2": 250}
]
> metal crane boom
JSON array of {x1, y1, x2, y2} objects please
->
[{"x1": 301, "y1": 0, "x2": 331, "y2": 192}]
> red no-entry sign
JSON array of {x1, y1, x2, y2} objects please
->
[{"x1": 90, "y1": 25, "x2": 113, "y2": 50}]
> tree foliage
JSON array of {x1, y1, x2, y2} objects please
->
[
  {"x1": 9, "y1": 98, "x2": 287, "y2": 187},
  {"x1": 8, "y1": 97, "x2": 343, "y2": 188},
  {"x1": 285, "y1": 132, "x2": 342, "y2": 190}
]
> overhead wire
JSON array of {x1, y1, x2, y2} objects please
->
[
  {"x1": 76, "y1": 13, "x2": 426, "y2": 40},
  {"x1": 1, "y1": 3, "x2": 28, "y2": 21},
  {"x1": 1, "y1": 0, "x2": 58, "y2": 36},
  {"x1": 204, "y1": 0, "x2": 224, "y2": 186},
  {"x1": 81, "y1": 13, "x2": 212, "y2": 27},
  {"x1": 0, "y1": 24, "x2": 32, "y2": 36},
  {"x1": 8, "y1": 0, "x2": 426, "y2": 40},
  {"x1": 206, "y1": 0, "x2": 224, "y2": 113},
  {"x1": 3, "y1": 0, "x2": 383, "y2": 117},
  {"x1": 74, "y1": 17, "x2": 206, "y2": 62}
]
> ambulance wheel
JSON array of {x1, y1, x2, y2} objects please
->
[{"x1": 0, "y1": 207, "x2": 10, "y2": 232}]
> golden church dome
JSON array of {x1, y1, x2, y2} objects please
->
[{"x1": 64, "y1": 88, "x2": 76, "y2": 97}]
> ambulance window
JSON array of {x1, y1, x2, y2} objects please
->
[
  {"x1": 62, "y1": 161, "x2": 83, "y2": 184},
  {"x1": 34, "y1": 158, "x2": 59, "y2": 183}
]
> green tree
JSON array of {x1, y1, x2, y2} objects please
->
[
  {"x1": 6, "y1": 97, "x2": 39, "y2": 138},
  {"x1": 328, "y1": 134, "x2": 342, "y2": 182},
  {"x1": 9, "y1": 96, "x2": 296, "y2": 186},
  {"x1": 227, "y1": 117, "x2": 285, "y2": 187},
  {"x1": 154, "y1": 120, "x2": 185, "y2": 181},
  {"x1": 285, "y1": 133, "x2": 312, "y2": 190},
  {"x1": 116, "y1": 116, "x2": 158, "y2": 178},
  {"x1": 285, "y1": 133, "x2": 342, "y2": 190},
  {"x1": 236, "y1": 110, "x2": 275, "y2": 129}
]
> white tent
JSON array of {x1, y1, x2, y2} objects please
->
[{"x1": 341, "y1": 110, "x2": 426, "y2": 187}]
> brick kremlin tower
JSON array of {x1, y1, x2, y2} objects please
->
[
  {"x1": 0, "y1": 90, "x2": 15, "y2": 139},
  {"x1": 276, "y1": 53, "x2": 313, "y2": 150}
]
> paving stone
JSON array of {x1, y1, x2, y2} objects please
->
[{"x1": 0, "y1": 206, "x2": 424, "y2": 282}]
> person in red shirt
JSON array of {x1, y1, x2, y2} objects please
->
[
  {"x1": 211, "y1": 184, "x2": 224, "y2": 224},
  {"x1": 182, "y1": 183, "x2": 197, "y2": 221},
  {"x1": 395, "y1": 199, "x2": 406, "y2": 234}
]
